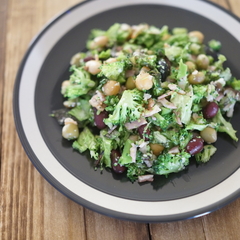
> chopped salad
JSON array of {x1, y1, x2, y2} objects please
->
[{"x1": 52, "y1": 23, "x2": 240, "y2": 183}]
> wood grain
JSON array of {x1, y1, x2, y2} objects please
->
[{"x1": 0, "y1": 0, "x2": 240, "y2": 239}]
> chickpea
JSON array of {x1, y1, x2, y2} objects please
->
[
  {"x1": 70, "y1": 53, "x2": 81, "y2": 66},
  {"x1": 188, "y1": 70, "x2": 205, "y2": 84},
  {"x1": 200, "y1": 127, "x2": 217, "y2": 143},
  {"x1": 102, "y1": 80, "x2": 120, "y2": 96},
  {"x1": 61, "y1": 80, "x2": 70, "y2": 95},
  {"x1": 129, "y1": 135, "x2": 139, "y2": 142},
  {"x1": 62, "y1": 122, "x2": 79, "y2": 140},
  {"x1": 105, "y1": 58, "x2": 117, "y2": 64},
  {"x1": 85, "y1": 60, "x2": 101, "y2": 75},
  {"x1": 189, "y1": 43, "x2": 201, "y2": 55},
  {"x1": 196, "y1": 54, "x2": 209, "y2": 70},
  {"x1": 135, "y1": 71, "x2": 153, "y2": 91},
  {"x1": 150, "y1": 143, "x2": 165, "y2": 156},
  {"x1": 188, "y1": 31, "x2": 204, "y2": 43},
  {"x1": 125, "y1": 76, "x2": 136, "y2": 89},
  {"x1": 185, "y1": 61, "x2": 196, "y2": 72},
  {"x1": 90, "y1": 35, "x2": 108, "y2": 49}
]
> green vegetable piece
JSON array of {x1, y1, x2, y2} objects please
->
[
  {"x1": 195, "y1": 145, "x2": 217, "y2": 163},
  {"x1": 170, "y1": 86, "x2": 194, "y2": 125},
  {"x1": 134, "y1": 52, "x2": 157, "y2": 69},
  {"x1": 220, "y1": 68, "x2": 232, "y2": 82},
  {"x1": 104, "y1": 89, "x2": 144, "y2": 128},
  {"x1": 214, "y1": 54, "x2": 226, "y2": 69},
  {"x1": 99, "y1": 61, "x2": 126, "y2": 81},
  {"x1": 172, "y1": 28, "x2": 188, "y2": 35},
  {"x1": 64, "y1": 66, "x2": 95, "y2": 99},
  {"x1": 99, "y1": 130, "x2": 113, "y2": 168},
  {"x1": 72, "y1": 127, "x2": 99, "y2": 160},
  {"x1": 126, "y1": 161, "x2": 151, "y2": 182},
  {"x1": 161, "y1": 128, "x2": 192, "y2": 149},
  {"x1": 68, "y1": 99, "x2": 92, "y2": 122},
  {"x1": 153, "y1": 151, "x2": 191, "y2": 175},
  {"x1": 177, "y1": 59, "x2": 188, "y2": 79},
  {"x1": 151, "y1": 113, "x2": 172, "y2": 131},
  {"x1": 228, "y1": 77, "x2": 240, "y2": 91},
  {"x1": 153, "y1": 131, "x2": 168, "y2": 146},
  {"x1": 164, "y1": 46, "x2": 182, "y2": 61},
  {"x1": 208, "y1": 39, "x2": 221, "y2": 51},
  {"x1": 118, "y1": 139, "x2": 133, "y2": 165},
  {"x1": 98, "y1": 49, "x2": 111, "y2": 59},
  {"x1": 212, "y1": 110, "x2": 238, "y2": 141}
]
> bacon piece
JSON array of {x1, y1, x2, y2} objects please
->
[
  {"x1": 125, "y1": 118, "x2": 147, "y2": 130},
  {"x1": 158, "y1": 98, "x2": 177, "y2": 109},
  {"x1": 89, "y1": 90, "x2": 106, "y2": 111},
  {"x1": 138, "y1": 175, "x2": 154, "y2": 183},
  {"x1": 168, "y1": 146, "x2": 180, "y2": 154}
]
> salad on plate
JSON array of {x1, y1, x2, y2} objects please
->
[{"x1": 52, "y1": 23, "x2": 240, "y2": 183}]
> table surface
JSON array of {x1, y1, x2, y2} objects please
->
[{"x1": 1, "y1": 0, "x2": 240, "y2": 239}]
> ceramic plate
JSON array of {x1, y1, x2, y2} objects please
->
[{"x1": 14, "y1": 0, "x2": 240, "y2": 222}]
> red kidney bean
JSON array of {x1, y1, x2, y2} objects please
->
[
  {"x1": 202, "y1": 102, "x2": 219, "y2": 119},
  {"x1": 93, "y1": 108, "x2": 109, "y2": 129},
  {"x1": 186, "y1": 137, "x2": 204, "y2": 155},
  {"x1": 110, "y1": 150, "x2": 126, "y2": 174},
  {"x1": 138, "y1": 124, "x2": 150, "y2": 141},
  {"x1": 83, "y1": 56, "x2": 95, "y2": 62}
]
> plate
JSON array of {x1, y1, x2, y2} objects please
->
[{"x1": 13, "y1": 0, "x2": 240, "y2": 222}]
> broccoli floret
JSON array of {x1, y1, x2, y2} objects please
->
[
  {"x1": 133, "y1": 52, "x2": 157, "y2": 69},
  {"x1": 151, "y1": 112, "x2": 173, "y2": 131},
  {"x1": 195, "y1": 145, "x2": 217, "y2": 163},
  {"x1": 220, "y1": 68, "x2": 232, "y2": 82},
  {"x1": 126, "y1": 162, "x2": 151, "y2": 182},
  {"x1": 208, "y1": 39, "x2": 221, "y2": 51},
  {"x1": 64, "y1": 66, "x2": 95, "y2": 99},
  {"x1": 161, "y1": 128, "x2": 193, "y2": 149},
  {"x1": 104, "y1": 89, "x2": 144, "y2": 128},
  {"x1": 99, "y1": 61, "x2": 126, "y2": 82},
  {"x1": 193, "y1": 85, "x2": 207, "y2": 103},
  {"x1": 227, "y1": 77, "x2": 240, "y2": 91},
  {"x1": 132, "y1": 25, "x2": 162, "y2": 48},
  {"x1": 106, "y1": 23, "x2": 131, "y2": 45},
  {"x1": 152, "y1": 151, "x2": 191, "y2": 176},
  {"x1": 104, "y1": 95, "x2": 120, "y2": 112},
  {"x1": 125, "y1": 150, "x2": 154, "y2": 182},
  {"x1": 212, "y1": 110, "x2": 238, "y2": 141},
  {"x1": 214, "y1": 54, "x2": 226, "y2": 69}
]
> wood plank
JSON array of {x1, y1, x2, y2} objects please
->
[
  {"x1": 228, "y1": 0, "x2": 240, "y2": 17},
  {"x1": 209, "y1": 0, "x2": 230, "y2": 8},
  {"x1": 203, "y1": 199, "x2": 240, "y2": 240},
  {"x1": 0, "y1": 0, "x2": 8, "y2": 165},
  {"x1": 84, "y1": 208, "x2": 150, "y2": 240},
  {"x1": 150, "y1": 218, "x2": 205, "y2": 240}
]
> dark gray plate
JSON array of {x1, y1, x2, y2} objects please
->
[{"x1": 14, "y1": 0, "x2": 240, "y2": 222}]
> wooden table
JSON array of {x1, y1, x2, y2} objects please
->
[{"x1": 1, "y1": 0, "x2": 240, "y2": 239}]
